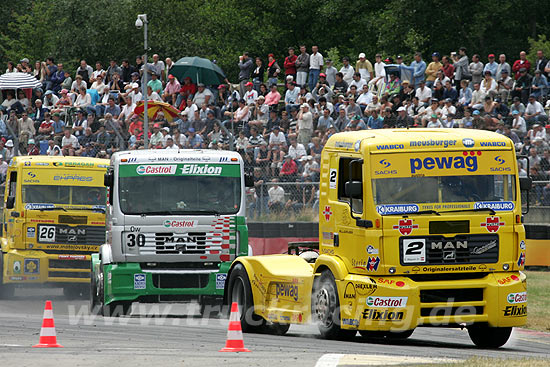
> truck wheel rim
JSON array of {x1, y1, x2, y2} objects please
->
[{"x1": 315, "y1": 288, "x2": 332, "y2": 327}]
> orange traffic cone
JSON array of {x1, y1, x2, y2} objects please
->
[
  {"x1": 33, "y1": 300, "x2": 63, "y2": 348},
  {"x1": 219, "y1": 302, "x2": 251, "y2": 352}
]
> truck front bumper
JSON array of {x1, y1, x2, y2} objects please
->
[
  {"x1": 338, "y1": 271, "x2": 527, "y2": 331},
  {"x1": 2, "y1": 250, "x2": 92, "y2": 284},
  {"x1": 103, "y1": 262, "x2": 231, "y2": 305}
]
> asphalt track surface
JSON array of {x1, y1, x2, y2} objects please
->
[{"x1": 0, "y1": 289, "x2": 549, "y2": 367}]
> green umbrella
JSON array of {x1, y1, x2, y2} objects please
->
[{"x1": 170, "y1": 57, "x2": 226, "y2": 85}]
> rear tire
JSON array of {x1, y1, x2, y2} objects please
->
[
  {"x1": 226, "y1": 263, "x2": 265, "y2": 333},
  {"x1": 265, "y1": 322, "x2": 290, "y2": 336},
  {"x1": 0, "y1": 254, "x2": 15, "y2": 299},
  {"x1": 468, "y1": 325, "x2": 512, "y2": 348},
  {"x1": 312, "y1": 270, "x2": 356, "y2": 340}
]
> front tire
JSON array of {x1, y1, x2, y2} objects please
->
[
  {"x1": 89, "y1": 265, "x2": 102, "y2": 315},
  {"x1": 226, "y1": 263, "x2": 265, "y2": 333},
  {"x1": 468, "y1": 324, "x2": 512, "y2": 348},
  {"x1": 312, "y1": 270, "x2": 356, "y2": 340},
  {"x1": 102, "y1": 301, "x2": 132, "y2": 317}
]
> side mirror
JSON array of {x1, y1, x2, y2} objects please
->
[
  {"x1": 519, "y1": 177, "x2": 532, "y2": 191},
  {"x1": 104, "y1": 172, "x2": 113, "y2": 187},
  {"x1": 244, "y1": 174, "x2": 254, "y2": 188},
  {"x1": 345, "y1": 181, "x2": 363, "y2": 199},
  {"x1": 6, "y1": 196, "x2": 15, "y2": 209}
]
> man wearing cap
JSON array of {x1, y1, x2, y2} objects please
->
[
  {"x1": 193, "y1": 83, "x2": 213, "y2": 107},
  {"x1": 187, "y1": 127, "x2": 204, "y2": 149},
  {"x1": 395, "y1": 106, "x2": 413, "y2": 128},
  {"x1": 284, "y1": 47, "x2": 298, "y2": 81},
  {"x1": 243, "y1": 81, "x2": 258, "y2": 105},
  {"x1": 511, "y1": 110, "x2": 527, "y2": 137},
  {"x1": 512, "y1": 51, "x2": 531, "y2": 80},
  {"x1": 483, "y1": 54, "x2": 498, "y2": 77},
  {"x1": 162, "y1": 74, "x2": 181, "y2": 105},
  {"x1": 43, "y1": 90, "x2": 59, "y2": 110},
  {"x1": 18, "y1": 58, "x2": 32, "y2": 74},
  {"x1": 425, "y1": 52, "x2": 442, "y2": 88},
  {"x1": 531, "y1": 70, "x2": 548, "y2": 99},
  {"x1": 27, "y1": 139, "x2": 39, "y2": 155},
  {"x1": 525, "y1": 94, "x2": 547, "y2": 125},
  {"x1": 356, "y1": 53, "x2": 373, "y2": 82},
  {"x1": 297, "y1": 103, "x2": 313, "y2": 145}
]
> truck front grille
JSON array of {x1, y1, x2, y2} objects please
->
[
  {"x1": 37, "y1": 224, "x2": 105, "y2": 246},
  {"x1": 152, "y1": 273, "x2": 209, "y2": 289},
  {"x1": 49, "y1": 259, "x2": 89, "y2": 270},
  {"x1": 48, "y1": 271, "x2": 89, "y2": 279}
]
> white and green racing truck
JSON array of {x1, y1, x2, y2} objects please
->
[{"x1": 91, "y1": 149, "x2": 251, "y2": 316}]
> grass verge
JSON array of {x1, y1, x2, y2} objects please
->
[{"x1": 411, "y1": 357, "x2": 550, "y2": 367}]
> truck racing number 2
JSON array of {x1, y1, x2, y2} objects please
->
[{"x1": 126, "y1": 233, "x2": 146, "y2": 247}]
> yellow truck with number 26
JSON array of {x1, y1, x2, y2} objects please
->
[
  {"x1": 0, "y1": 156, "x2": 109, "y2": 299},
  {"x1": 225, "y1": 129, "x2": 531, "y2": 347}
]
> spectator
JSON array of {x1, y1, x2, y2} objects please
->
[
  {"x1": 297, "y1": 103, "x2": 313, "y2": 145},
  {"x1": 308, "y1": 46, "x2": 323, "y2": 91},
  {"x1": 531, "y1": 70, "x2": 548, "y2": 99},
  {"x1": 497, "y1": 69, "x2": 514, "y2": 102},
  {"x1": 480, "y1": 71, "x2": 498, "y2": 98},
  {"x1": 525, "y1": 95, "x2": 547, "y2": 125},
  {"x1": 75, "y1": 60, "x2": 93, "y2": 84},
  {"x1": 193, "y1": 83, "x2": 213, "y2": 107},
  {"x1": 512, "y1": 51, "x2": 531, "y2": 79},
  {"x1": 61, "y1": 127, "x2": 79, "y2": 155},
  {"x1": 415, "y1": 80, "x2": 432, "y2": 106},
  {"x1": 339, "y1": 57, "x2": 354, "y2": 85},
  {"x1": 163, "y1": 74, "x2": 181, "y2": 105},
  {"x1": 266, "y1": 53, "x2": 281, "y2": 87},
  {"x1": 238, "y1": 52, "x2": 254, "y2": 95},
  {"x1": 147, "y1": 72, "x2": 163, "y2": 94},
  {"x1": 410, "y1": 52, "x2": 427, "y2": 87},
  {"x1": 425, "y1": 52, "x2": 441, "y2": 88},
  {"x1": 279, "y1": 155, "x2": 298, "y2": 182},
  {"x1": 484, "y1": 54, "x2": 498, "y2": 77},
  {"x1": 453, "y1": 47, "x2": 470, "y2": 89},
  {"x1": 295, "y1": 45, "x2": 310, "y2": 87},
  {"x1": 469, "y1": 54, "x2": 484, "y2": 86},
  {"x1": 355, "y1": 52, "x2": 373, "y2": 82},
  {"x1": 496, "y1": 54, "x2": 511, "y2": 80}
]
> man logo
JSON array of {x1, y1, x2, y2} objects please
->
[
  {"x1": 344, "y1": 282, "x2": 356, "y2": 299},
  {"x1": 462, "y1": 138, "x2": 475, "y2": 148}
]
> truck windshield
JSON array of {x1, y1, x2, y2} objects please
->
[
  {"x1": 373, "y1": 174, "x2": 516, "y2": 205},
  {"x1": 118, "y1": 175, "x2": 241, "y2": 215},
  {"x1": 22, "y1": 185, "x2": 106, "y2": 206}
]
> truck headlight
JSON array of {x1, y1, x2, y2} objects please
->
[
  {"x1": 503, "y1": 264, "x2": 510, "y2": 271},
  {"x1": 389, "y1": 267, "x2": 396, "y2": 274}
]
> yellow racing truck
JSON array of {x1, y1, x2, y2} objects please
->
[
  {"x1": 0, "y1": 156, "x2": 109, "y2": 298},
  {"x1": 225, "y1": 129, "x2": 531, "y2": 348}
]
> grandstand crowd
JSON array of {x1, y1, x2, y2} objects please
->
[{"x1": 1, "y1": 47, "x2": 550, "y2": 209}]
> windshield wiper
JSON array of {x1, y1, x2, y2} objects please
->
[
  {"x1": 36, "y1": 207, "x2": 67, "y2": 212},
  {"x1": 130, "y1": 210, "x2": 221, "y2": 216},
  {"x1": 437, "y1": 208, "x2": 496, "y2": 215},
  {"x1": 69, "y1": 206, "x2": 106, "y2": 213}
]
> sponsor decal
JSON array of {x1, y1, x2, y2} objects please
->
[
  {"x1": 64, "y1": 161, "x2": 95, "y2": 168},
  {"x1": 275, "y1": 283, "x2": 299, "y2": 301},
  {"x1": 366, "y1": 296, "x2": 408, "y2": 308},
  {"x1": 402, "y1": 239, "x2": 426, "y2": 263},
  {"x1": 334, "y1": 141, "x2": 354, "y2": 149},
  {"x1": 354, "y1": 279, "x2": 378, "y2": 296},
  {"x1": 474, "y1": 201, "x2": 515, "y2": 211},
  {"x1": 10, "y1": 276, "x2": 25, "y2": 281},
  {"x1": 470, "y1": 240, "x2": 497, "y2": 255},
  {"x1": 329, "y1": 168, "x2": 337, "y2": 189},
  {"x1": 24, "y1": 161, "x2": 31, "y2": 166},
  {"x1": 25, "y1": 203, "x2": 55, "y2": 210},
  {"x1": 252, "y1": 274, "x2": 266, "y2": 295},
  {"x1": 411, "y1": 139, "x2": 457, "y2": 148},
  {"x1": 379, "y1": 159, "x2": 391, "y2": 168},
  {"x1": 97, "y1": 164, "x2": 109, "y2": 168},
  {"x1": 134, "y1": 273, "x2": 146, "y2": 289},
  {"x1": 517, "y1": 252, "x2": 526, "y2": 267},
  {"x1": 343, "y1": 282, "x2": 356, "y2": 299},
  {"x1": 180, "y1": 164, "x2": 222, "y2": 176},
  {"x1": 13, "y1": 261, "x2": 21, "y2": 274},
  {"x1": 352, "y1": 259, "x2": 368, "y2": 270},
  {"x1": 362, "y1": 309, "x2": 404, "y2": 321},
  {"x1": 322, "y1": 232, "x2": 334, "y2": 241},
  {"x1": 367, "y1": 256, "x2": 380, "y2": 271},
  {"x1": 462, "y1": 138, "x2": 475, "y2": 148},
  {"x1": 507, "y1": 292, "x2": 527, "y2": 304},
  {"x1": 58, "y1": 255, "x2": 86, "y2": 260},
  {"x1": 267, "y1": 313, "x2": 278, "y2": 321},
  {"x1": 216, "y1": 273, "x2": 227, "y2": 290},
  {"x1": 376, "y1": 204, "x2": 419, "y2": 215},
  {"x1": 494, "y1": 156, "x2": 505, "y2": 165},
  {"x1": 54, "y1": 174, "x2": 93, "y2": 181},
  {"x1": 393, "y1": 219, "x2": 418, "y2": 235},
  {"x1": 27, "y1": 171, "x2": 36, "y2": 178},
  {"x1": 376, "y1": 144, "x2": 404, "y2": 150},
  {"x1": 163, "y1": 220, "x2": 198, "y2": 228},
  {"x1": 422, "y1": 265, "x2": 477, "y2": 272},
  {"x1": 431, "y1": 240, "x2": 468, "y2": 250},
  {"x1": 136, "y1": 165, "x2": 177, "y2": 175},
  {"x1": 30, "y1": 219, "x2": 55, "y2": 223},
  {"x1": 503, "y1": 305, "x2": 527, "y2": 317},
  {"x1": 290, "y1": 313, "x2": 303, "y2": 322},
  {"x1": 480, "y1": 216, "x2": 505, "y2": 233},
  {"x1": 279, "y1": 315, "x2": 290, "y2": 322},
  {"x1": 497, "y1": 275, "x2": 519, "y2": 285},
  {"x1": 354, "y1": 140, "x2": 361, "y2": 152},
  {"x1": 26, "y1": 227, "x2": 35, "y2": 238},
  {"x1": 322, "y1": 205, "x2": 333, "y2": 222},
  {"x1": 410, "y1": 153, "x2": 479, "y2": 174},
  {"x1": 519, "y1": 240, "x2": 526, "y2": 250},
  {"x1": 24, "y1": 259, "x2": 39, "y2": 274},
  {"x1": 366, "y1": 245, "x2": 379, "y2": 255},
  {"x1": 342, "y1": 318, "x2": 360, "y2": 326},
  {"x1": 53, "y1": 162, "x2": 63, "y2": 166},
  {"x1": 481, "y1": 141, "x2": 506, "y2": 147},
  {"x1": 374, "y1": 159, "x2": 397, "y2": 175}
]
